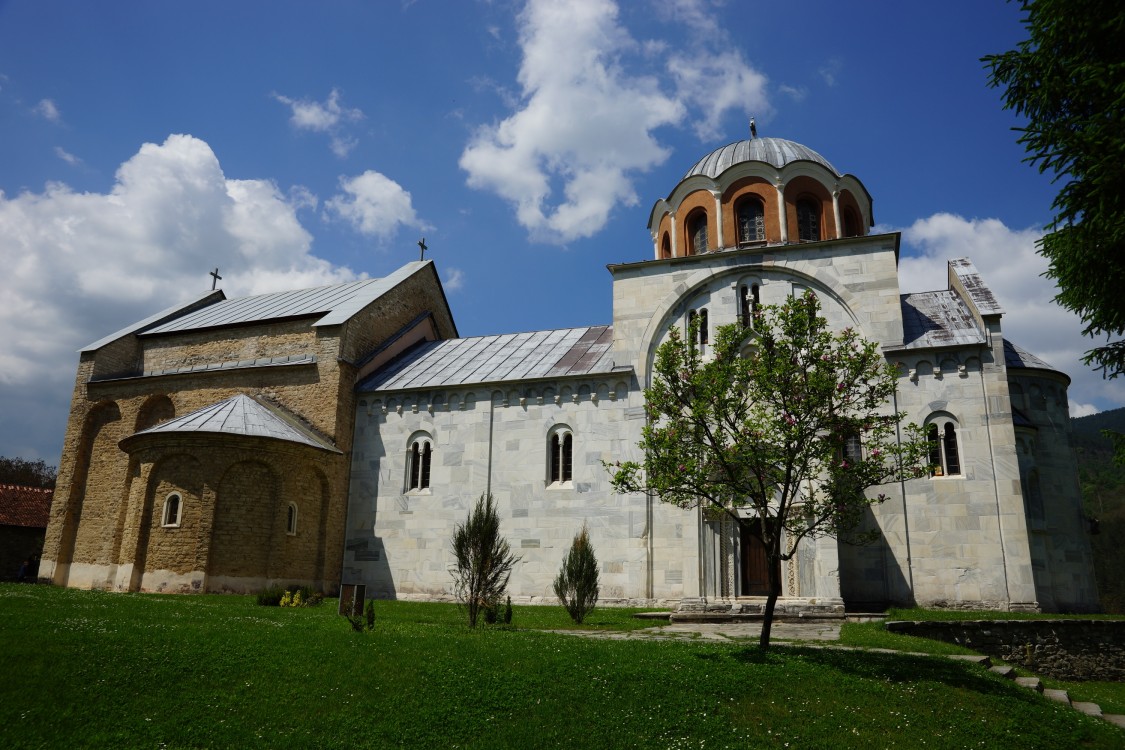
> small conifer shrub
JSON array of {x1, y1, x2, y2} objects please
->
[
  {"x1": 451, "y1": 494, "x2": 521, "y2": 627},
  {"x1": 503, "y1": 595, "x2": 513, "y2": 625},
  {"x1": 553, "y1": 523, "x2": 600, "y2": 624}
]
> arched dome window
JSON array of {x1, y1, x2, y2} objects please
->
[
  {"x1": 843, "y1": 207, "x2": 861, "y2": 238},
  {"x1": 660, "y1": 232, "x2": 671, "y2": 259},
  {"x1": 736, "y1": 197, "x2": 765, "y2": 245},
  {"x1": 687, "y1": 210, "x2": 708, "y2": 255},
  {"x1": 796, "y1": 199, "x2": 820, "y2": 242}
]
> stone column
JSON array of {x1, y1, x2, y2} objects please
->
[
  {"x1": 670, "y1": 212, "x2": 679, "y2": 257},
  {"x1": 775, "y1": 180, "x2": 788, "y2": 243},
  {"x1": 832, "y1": 187, "x2": 843, "y2": 239},
  {"x1": 711, "y1": 190, "x2": 724, "y2": 250}
]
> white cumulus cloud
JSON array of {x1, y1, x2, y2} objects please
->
[
  {"x1": 896, "y1": 213, "x2": 1123, "y2": 416},
  {"x1": 0, "y1": 134, "x2": 360, "y2": 460},
  {"x1": 273, "y1": 88, "x2": 364, "y2": 157},
  {"x1": 324, "y1": 170, "x2": 429, "y2": 240},
  {"x1": 461, "y1": 0, "x2": 769, "y2": 244}
]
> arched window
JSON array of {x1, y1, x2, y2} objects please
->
[
  {"x1": 161, "y1": 492, "x2": 182, "y2": 528},
  {"x1": 843, "y1": 207, "x2": 860, "y2": 238},
  {"x1": 740, "y1": 284, "x2": 760, "y2": 328},
  {"x1": 549, "y1": 426, "x2": 574, "y2": 485},
  {"x1": 736, "y1": 197, "x2": 765, "y2": 244},
  {"x1": 660, "y1": 232, "x2": 671, "y2": 259},
  {"x1": 796, "y1": 199, "x2": 820, "y2": 242},
  {"x1": 927, "y1": 417, "x2": 962, "y2": 477},
  {"x1": 699, "y1": 308, "x2": 709, "y2": 346},
  {"x1": 408, "y1": 436, "x2": 432, "y2": 491},
  {"x1": 687, "y1": 210, "x2": 708, "y2": 255},
  {"x1": 286, "y1": 502, "x2": 298, "y2": 535}
]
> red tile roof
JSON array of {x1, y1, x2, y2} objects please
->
[{"x1": 0, "y1": 484, "x2": 53, "y2": 528}]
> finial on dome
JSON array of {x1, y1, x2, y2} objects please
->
[{"x1": 749, "y1": 117, "x2": 757, "y2": 139}]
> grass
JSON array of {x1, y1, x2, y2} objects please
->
[
  {"x1": 1, "y1": 584, "x2": 1121, "y2": 749},
  {"x1": 886, "y1": 607, "x2": 1125, "y2": 622}
]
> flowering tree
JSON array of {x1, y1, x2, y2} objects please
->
[{"x1": 608, "y1": 292, "x2": 930, "y2": 648}]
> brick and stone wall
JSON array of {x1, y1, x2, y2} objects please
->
[{"x1": 886, "y1": 619, "x2": 1125, "y2": 681}]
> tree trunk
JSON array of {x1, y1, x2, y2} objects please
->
[{"x1": 759, "y1": 579, "x2": 780, "y2": 649}]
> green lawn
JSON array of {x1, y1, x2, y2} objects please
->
[{"x1": 0, "y1": 585, "x2": 1120, "y2": 749}]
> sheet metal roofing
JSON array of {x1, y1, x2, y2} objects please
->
[
  {"x1": 899, "y1": 290, "x2": 986, "y2": 349},
  {"x1": 142, "y1": 278, "x2": 384, "y2": 335},
  {"x1": 82, "y1": 261, "x2": 430, "y2": 349},
  {"x1": 359, "y1": 325, "x2": 618, "y2": 392},
  {"x1": 126, "y1": 394, "x2": 339, "y2": 452},
  {"x1": 1004, "y1": 339, "x2": 1058, "y2": 373},
  {"x1": 948, "y1": 257, "x2": 1004, "y2": 316},
  {"x1": 0, "y1": 484, "x2": 52, "y2": 528},
  {"x1": 685, "y1": 137, "x2": 840, "y2": 179}
]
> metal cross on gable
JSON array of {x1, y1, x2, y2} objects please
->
[
  {"x1": 210, "y1": 267, "x2": 222, "y2": 290},
  {"x1": 417, "y1": 237, "x2": 428, "y2": 261}
]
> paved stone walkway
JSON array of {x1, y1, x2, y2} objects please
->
[{"x1": 544, "y1": 620, "x2": 841, "y2": 643}]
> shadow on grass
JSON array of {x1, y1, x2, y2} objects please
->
[{"x1": 724, "y1": 645, "x2": 1040, "y2": 702}]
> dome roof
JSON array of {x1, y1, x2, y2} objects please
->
[{"x1": 684, "y1": 137, "x2": 840, "y2": 179}]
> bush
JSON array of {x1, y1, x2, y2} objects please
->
[
  {"x1": 256, "y1": 586, "x2": 285, "y2": 607},
  {"x1": 451, "y1": 494, "x2": 521, "y2": 627},
  {"x1": 553, "y1": 523, "x2": 600, "y2": 624},
  {"x1": 504, "y1": 595, "x2": 513, "y2": 625},
  {"x1": 257, "y1": 585, "x2": 323, "y2": 608}
]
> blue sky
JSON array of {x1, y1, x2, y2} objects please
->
[{"x1": 0, "y1": 0, "x2": 1118, "y2": 464}]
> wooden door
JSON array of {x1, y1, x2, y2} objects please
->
[{"x1": 740, "y1": 519, "x2": 780, "y2": 596}]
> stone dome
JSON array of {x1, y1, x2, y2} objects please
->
[{"x1": 684, "y1": 137, "x2": 840, "y2": 180}]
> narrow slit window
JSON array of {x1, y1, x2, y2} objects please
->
[
  {"x1": 162, "y1": 493, "x2": 181, "y2": 528},
  {"x1": 699, "y1": 309, "x2": 709, "y2": 345},
  {"x1": 286, "y1": 503, "x2": 298, "y2": 535}
]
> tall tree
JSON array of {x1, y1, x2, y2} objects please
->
[
  {"x1": 608, "y1": 293, "x2": 930, "y2": 648},
  {"x1": 983, "y1": 0, "x2": 1125, "y2": 385},
  {"x1": 0, "y1": 456, "x2": 57, "y2": 489}
]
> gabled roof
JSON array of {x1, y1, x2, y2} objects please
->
[
  {"x1": 359, "y1": 325, "x2": 619, "y2": 393},
  {"x1": 0, "y1": 484, "x2": 52, "y2": 528},
  {"x1": 82, "y1": 261, "x2": 436, "y2": 349},
  {"x1": 899, "y1": 290, "x2": 986, "y2": 349},
  {"x1": 123, "y1": 394, "x2": 340, "y2": 453}
]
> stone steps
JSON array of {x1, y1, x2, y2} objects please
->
[{"x1": 966, "y1": 656, "x2": 1123, "y2": 731}]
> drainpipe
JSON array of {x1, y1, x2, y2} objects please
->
[{"x1": 980, "y1": 346, "x2": 1013, "y2": 606}]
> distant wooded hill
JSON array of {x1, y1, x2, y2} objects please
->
[{"x1": 1072, "y1": 408, "x2": 1125, "y2": 613}]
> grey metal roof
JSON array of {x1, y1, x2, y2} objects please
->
[
  {"x1": 359, "y1": 325, "x2": 618, "y2": 392},
  {"x1": 948, "y1": 257, "x2": 1003, "y2": 316},
  {"x1": 142, "y1": 278, "x2": 378, "y2": 335},
  {"x1": 1004, "y1": 339, "x2": 1058, "y2": 372},
  {"x1": 124, "y1": 394, "x2": 339, "y2": 452},
  {"x1": 125, "y1": 261, "x2": 431, "y2": 337},
  {"x1": 899, "y1": 290, "x2": 986, "y2": 349},
  {"x1": 81, "y1": 290, "x2": 223, "y2": 352},
  {"x1": 685, "y1": 137, "x2": 840, "y2": 179}
]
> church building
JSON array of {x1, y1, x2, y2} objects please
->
[{"x1": 42, "y1": 135, "x2": 1099, "y2": 612}]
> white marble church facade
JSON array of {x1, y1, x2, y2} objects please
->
[{"x1": 342, "y1": 136, "x2": 1099, "y2": 613}]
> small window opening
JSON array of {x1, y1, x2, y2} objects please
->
[
  {"x1": 796, "y1": 199, "x2": 820, "y2": 242},
  {"x1": 409, "y1": 439, "x2": 432, "y2": 490},
  {"x1": 550, "y1": 429, "x2": 574, "y2": 484},
  {"x1": 736, "y1": 198, "x2": 765, "y2": 244},
  {"x1": 928, "y1": 419, "x2": 962, "y2": 477},
  {"x1": 740, "y1": 284, "x2": 760, "y2": 328},
  {"x1": 699, "y1": 308, "x2": 709, "y2": 345},
  {"x1": 286, "y1": 503, "x2": 298, "y2": 535},
  {"x1": 688, "y1": 211, "x2": 708, "y2": 255},
  {"x1": 660, "y1": 233, "x2": 672, "y2": 259},
  {"x1": 162, "y1": 493, "x2": 181, "y2": 528}
]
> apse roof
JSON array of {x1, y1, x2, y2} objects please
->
[
  {"x1": 359, "y1": 325, "x2": 619, "y2": 392},
  {"x1": 0, "y1": 484, "x2": 52, "y2": 528},
  {"x1": 1004, "y1": 339, "x2": 1059, "y2": 373},
  {"x1": 685, "y1": 137, "x2": 840, "y2": 179},
  {"x1": 125, "y1": 394, "x2": 339, "y2": 453}
]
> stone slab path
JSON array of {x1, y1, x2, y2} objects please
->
[{"x1": 544, "y1": 620, "x2": 841, "y2": 643}]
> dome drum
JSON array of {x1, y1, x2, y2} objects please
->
[{"x1": 650, "y1": 137, "x2": 874, "y2": 259}]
